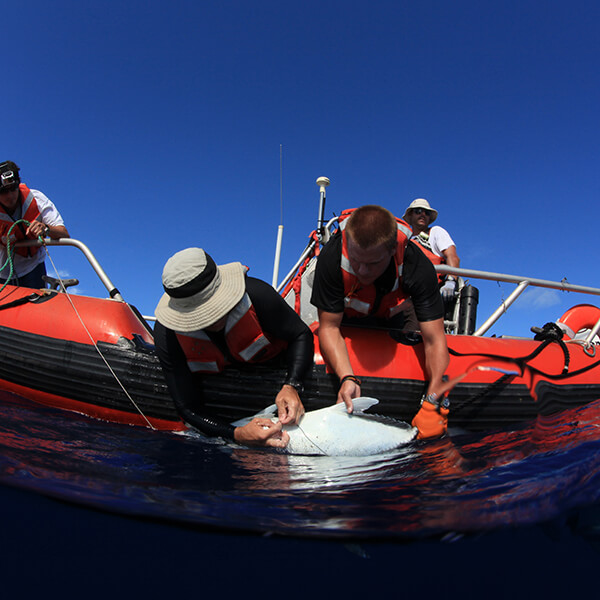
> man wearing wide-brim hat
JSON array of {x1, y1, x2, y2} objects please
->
[
  {"x1": 403, "y1": 198, "x2": 460, "y2": 304},
  {"x1": 154, "y1": 247, "x2": 314, "y2": 448}
]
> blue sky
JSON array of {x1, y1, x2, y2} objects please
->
[{"x1": 6, "y1": 1, "x2": 599, "y2": 336}]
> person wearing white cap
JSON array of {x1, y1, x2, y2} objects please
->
[
  {"x1": 0, "y1": 160, "x2": 69, "y2": 288},
  {"x1": 153, "y1": 247, "x2": 314, "y2": 448},
  {"x1": 403, "y1": 198, "x2": 460, "y2": 304}
]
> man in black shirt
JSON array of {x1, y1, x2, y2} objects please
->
[
  {"x1": 154, "y1": 248, "x2": 314, "y2": 448},
  {"x1": 310, "y1": 205, "x2": 450, "y2": 438}
]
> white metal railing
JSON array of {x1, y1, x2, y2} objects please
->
[
  {"x1": 19, "y1": 235, "x2": 600, "y2": 342},
  {"x1": 274, "y1": 217, "x2": 600, "y2": 344},
  {"x1": 436, "y1": 264, "x2": 600, "y2": 341},
  {"x1": 15, "y1": 238, "x2": 124, "y2": 301}
]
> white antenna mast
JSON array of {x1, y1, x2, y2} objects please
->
[
  {"x1": 271, "y1": 144, "x2": 284, "y2": 288},
  {"x1": 316, "y1": 176, "x2": 330, "y2": 242}
]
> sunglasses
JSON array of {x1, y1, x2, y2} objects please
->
[
  {"x1": 412, "y1": 208, "x2": 431, "y2": 216},
  {"x1": 0, "y1": 184, "x2": 18, "y2": 195}
]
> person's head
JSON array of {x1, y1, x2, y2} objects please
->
[
  {"x1": 0, "y1": 161, "x2": 21, "y2": 212},
  {"x1": 154, "y1": 248, "x2": 246, "y2": 332},
  {"x1": 344, "y1": 205, "x2": 398, "y2": 286},
  {"x1": 402, "y1": 198, "x2": 438, "y2": 233}
]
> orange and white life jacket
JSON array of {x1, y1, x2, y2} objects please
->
[
  {"x1": 175, "y1": 293, "x2": 286, "y2": 373},
  {"x1": 411, "y1": 231, "x2": 445, "y2": 283},
  {"x1": 338, "y1": 208, "x2": 412, "y2": 319},
  {"x1": 0, "y1": 183, "x2": 41, "y2": 257}
]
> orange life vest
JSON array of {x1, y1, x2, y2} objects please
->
[
  {"x1": 411, "y1": 231, "x2": 445, "y2": 284},
  {"x1": 338, "y1": 208, "x2": 412, "y2": 319},
  {"x1": 175, "y1": 293, "x2": 286, "y2": 374},
  {"x1": 0, "y1": 183, "x2": 41, "y2": 257}
]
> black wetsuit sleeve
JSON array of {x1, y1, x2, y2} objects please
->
[
  {"x1": 153, "y1": 321, "x2": 236, "y2": 439},
  {"x1": 309, "y1": 234, "x2": 345, "y2": 313},
  {"x1": 402, "y1": 243, "x2": 445, "y2": 322},
  {"x1": 246, "y1": 277, "x2": 314, "y2": 383}
]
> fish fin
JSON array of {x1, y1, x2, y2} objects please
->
[
  {"x1": 231, "y1": 403, "x2": 278, "y2": 427},
  {"x1": 327, "y1": 397, "x2": 379, "y2": 414},
  {"x1": 352, "y1": 397, "x2": 379, "y2": 413}
]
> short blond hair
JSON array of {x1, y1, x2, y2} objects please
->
[{"x1": 345, "y1": 205, "x2": 398, "y2": 252}]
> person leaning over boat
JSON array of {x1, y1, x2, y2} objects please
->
[
  {"x1": 0, "y1": 161, "x2": 70, "y2": 288},
  {"x1": 153, "y1": 247, "x2": 314, "y2": 448},
  {"x1": 403, "y1": 198, "x2": 460, "y2": 305},
  {"x1": 310, "y1": 204, "x2": 450, "y2": 439}
]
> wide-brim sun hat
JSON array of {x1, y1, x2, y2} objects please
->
[
  {"x1": 154, "y1": 247, "x2": 246, "y2": 332},
  {"x1": 403, "y1": 198, "x2": 438, "y2": 224}
]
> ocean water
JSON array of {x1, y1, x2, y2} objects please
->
[{"x1": 2, "y1": 389, "x2": 600, "y2": 597}]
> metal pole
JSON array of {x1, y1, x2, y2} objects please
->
[
  {"x1": 316, "y1": 176, "x2": 330, "y2": 240},
  {"x1": 271, "y1": 145, "x2": 284, "y2": 288}
]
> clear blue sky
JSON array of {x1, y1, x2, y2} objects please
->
[{"x1": 6, "y1": 1, "x2": 599, "y2": 336}]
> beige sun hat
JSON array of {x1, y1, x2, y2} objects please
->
[
  {"x1": 402, "y1": 198, "x2": 438, "y2": 223},
  {"x1": 154, "y1": 248, "x2": 246, "y2": 332}
]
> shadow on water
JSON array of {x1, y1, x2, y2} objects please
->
[{"x1": 4, "y1": 390, "x2": 600, "y2": 596}]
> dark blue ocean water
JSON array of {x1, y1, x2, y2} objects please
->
[{"x1": 2, "y1": 389, "x2": 600, "y2": 597}]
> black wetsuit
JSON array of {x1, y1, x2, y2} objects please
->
[
  {"x1": 154, "y1": 276, "x2": 314, "y2": 439},
  {"x1": 310, "y1": 233, "x2": 444, "y2": 326}
]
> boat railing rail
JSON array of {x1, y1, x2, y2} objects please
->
[
  {"x1": 14, "y1": 238, "x2": 125, "y2": 302},
  {"x1": 275, "y1": 215, "x2": 339, "y2": 295},
  {"x1": 436, "y1": 264, "x2": 600, "y2": 342},
  {"x1": 275, "y1": 216, "x2": 600, "y2": 344},
  {"x1": 20, "y1": 235, "x2": 600, "y2": 342}
]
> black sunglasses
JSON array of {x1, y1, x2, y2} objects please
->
[
  {"x1": 0, "y1": 184, "x2": 18, "y2": 195},
  {"x1": 412, "y1": 208, "x2": 431, "y2": 216}
]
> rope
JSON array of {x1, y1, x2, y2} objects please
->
[
  {"x1": 452, "y1": 372, "x2": 517, "y2": 413},
  {"x1": 295, "y1": 422, "x2": 327, "y2": 455},
  {"x1": 0, "y1": 219, "x2": 33, "y2": 292},
  {"x1": 43, "y1": 249, "x2": 155, "y2": 429},
  {"x1": 449, "y1": 330, "x2": 600, "y2": 412},
  {"x1": 448, "y1": 337, "x2": 561, "y2": 413},
  {"x1": 1, "y1": 227, "x2": 156, "y2": 430}
]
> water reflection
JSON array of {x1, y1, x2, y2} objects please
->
[{"x1": 1, "y1": 390, "x2": 600, "y2": 539}]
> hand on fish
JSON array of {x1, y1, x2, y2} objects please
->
[
  {"x1": 234, "y1": 418, "x2": 290, "y2": 448},
  {"x1": 338, "y1": 378, "x2": 361, "y2": 414},
  {"x1": 232, "y1": 398, "x2": 417, "y2": 456},
  {"x1": 276, "y1": 384, "x2": 305, "y2": 425}
]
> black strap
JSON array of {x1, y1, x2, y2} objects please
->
[{"x1": 0, "y1": 292, "x2": 43, "y2": 311}]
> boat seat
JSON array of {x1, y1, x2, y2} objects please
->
[{"x1": 42, "y1": 275, "x2": 80, "y2": 291}]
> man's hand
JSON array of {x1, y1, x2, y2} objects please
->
[
  {"x1": 26, "y1": 220, "x2": 48, "y2": 239},
  {"x1": 411, "y1": 399, "x2": 449, "y2": 439},
  {"x1": 276, "y1": 385, "x2": 304, "y2": 425},
  {"x1": 234, "y1": 418, "x2": 289, "y2": 448},
  {"x1": 440, "y1": 279, "x2": 456, "y2": 302},
  {"x1": 338, "y1": 376, "x2": 360, "y2": 413}
]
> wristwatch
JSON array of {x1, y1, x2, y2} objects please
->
[
  {"x1": 284, "y1": 378, "x2": 304, "y2": 394},
  {"x1": 420, "y1": 393, "x2": 450, "y2": 409}
]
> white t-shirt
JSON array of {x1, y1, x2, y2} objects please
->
[
  {"x1": 0, "y1": 189, "x2": 66, "y2": 278},
  {"x1": 423, "y1": 225, "x2": 456, "y2": 258}
]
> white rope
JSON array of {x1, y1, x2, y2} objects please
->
[{"x1": 45, "y1": 249, "x2": 156, "y2": 429}]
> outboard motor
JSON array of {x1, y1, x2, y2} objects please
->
[{"x1": 457, "y1": 285, "x2": 479, "y2": 335}]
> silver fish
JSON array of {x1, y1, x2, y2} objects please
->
[{"x1": 233, "y1": 397, "x2": 417, "y2": 456}]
